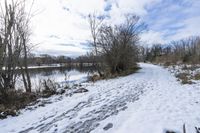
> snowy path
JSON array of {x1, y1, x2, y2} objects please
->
[{"x1": 1, "y1": 63, "x2": 200, "y2": 133}]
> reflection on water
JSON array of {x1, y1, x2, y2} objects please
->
[{"x1": 16, "y1": 66, "x2": 96, "y2": 91}]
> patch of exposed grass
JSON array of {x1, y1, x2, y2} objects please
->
[
  {"x1": 0, "y1": 90, "x2": 38, "y2": 119},
  {"x1": 89, "y1": 66, "x2": 141, "y2": 82},
  {"x1": 176, "y1": 73, "x2": 193, "y2": 84},
  {"x1": 181, "y1": 79, "x2": 193, "y2": 84},
  {"x1": 88, "y1": 74, "x2": 103, "y2": 82},
  {"x1": 118, "y1": 66, "x2": 141, "y2": 76},
  {"x1": 0, "y1": 79, "x2": 64, "y2": 119},
  {"x1": 194, "y1": 73, "x2": 200, "y2": 80},
  {"x1": 182, "y1": 65, "x2": 197, "y2": 71},
  {"x1": 164, "y1": 62, "x2": 172, "y2": 66}
]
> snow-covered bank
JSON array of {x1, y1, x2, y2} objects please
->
[
  {"x1": 0, "y1": 63, "x2": 200, "y2": 133},
  {"x1": 167, "y1": 64, "x2": 200, "y2": 85}
]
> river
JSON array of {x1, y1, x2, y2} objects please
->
[{"x1": 15, "y1": 66, "x2": 95, "y2": 91}]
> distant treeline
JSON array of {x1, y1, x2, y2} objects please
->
[
  {"x1": 25, "y1": 53, "x2": 100, "y2": 67},
  {"x1": 140, "y1": 36, "x2": 200, "y2": 65}
]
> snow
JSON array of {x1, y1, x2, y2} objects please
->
[
  {"x1": 0, "y1": 63, "x2": 200, "y2": 133},
  {"x1": 93, "y1": 64, "x2": 200, "y2": 133},
  {"x1": 167, "y1": 64, "x2": 200, "y2": 84}
]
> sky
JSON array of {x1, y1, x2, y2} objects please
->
[{"x1": 2, "y1": 0, "x2": 200, "y2": 57}]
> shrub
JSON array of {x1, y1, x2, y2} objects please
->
[
  {"x1": 176, "y1": 73, "x2": 193, "y2": 84},
  {"x1": 0, "y1": 90, "x2": 37, "y2": 119},
  {"x1": 41, "y1": 79, "x2": 58, "y2": 98},
  {"x1": 194, "y1": 73, "x2": 200, "y2": 80}
]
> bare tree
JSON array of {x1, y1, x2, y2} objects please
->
[
  {"x1": 96, "y1": 14, "x2": 146, "y2": 74},
  {"x1": 0, "y1": 0, "x2": 33, "y2": 93},
  {"x1": 144, "y1": 36, "x2": 200, "y2": 64},
  {"x1": 88, "y1": 13, "x2": 104, "y2": 56},
  {"x1": 88, "y1": 13, "x2": 104, "y2": 76}
]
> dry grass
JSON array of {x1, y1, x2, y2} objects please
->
[
  {"x1": 89, "y1": 66, "x2": 141, "y2": 82},
  {"x1": 0, "y1": 78, "x2": 62, "y2": 119},
  {"x1": 0, "y1": 90, "x2": 38, "y2": 119},
  {"x1": 182, "y1": 65, "x2": 197, "y2": 71},
  {"x1": 176, "y1": 73, "x2": 193, "y2": 84},
  {"x1": 194, "y1": 73, "x2": 200, "y2": 80}
]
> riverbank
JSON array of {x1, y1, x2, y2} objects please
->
[
  {"x1": 1, "y1": 63, "x2": 200, "y2": 133},
  {"x1": 0, "y1": 64, "x2": 139, "y2": 119}
]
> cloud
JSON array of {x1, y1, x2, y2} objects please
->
[
  {"x1": 169, "y1": 16, "x2": 200, "y2": 40},
  {"x1": 2, "y1": 0, "x2": 198, "y2": 56},
  {"x1": 140, "y1": 30, "x2": 165, "y2": 46},
  {"x1": 58, "y1": 43, "x2": 76, "y2": 47},
  {"x1": 29, "y1": 0, "x2": 161, "y2": 56},
  {"x1": 143, "y1": 0, "x2": 200, "y2": 43},
  {"x1": 104, "y1": 3, "x2": 112, "y2": 12},
  {"x1": 35, "y1": 49, "x2": 84, "y2": 57}
]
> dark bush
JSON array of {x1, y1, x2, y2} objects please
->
[{"x1": 0, "y1": 90, "x2": 38, "y2": 119}]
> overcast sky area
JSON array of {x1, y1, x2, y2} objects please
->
[{"x1": 12, "y1": 0, "x2": 200, "y2": 57}]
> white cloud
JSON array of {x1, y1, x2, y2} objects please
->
[
  {"x1": 140, "y1": 30, "x2": 165, "y2": 46},
  {"x1": 143, "y1": 0, "x2": 200, "y2": 43},
  {"x1": 61, "y1": 0, "x2": 105, "y2": 15},
  {"x1": 169, "y1": 16, "x2": 200, "y2": 40},
  {"x1": 1, "y1": 0, "x2": 199, "y2": 56},
  {"x1": 29, "y1": 0, "x2": 161, "y2": 56},
  {"x1": 29, "y1": 0, "x2": 93, "y2": 56}
]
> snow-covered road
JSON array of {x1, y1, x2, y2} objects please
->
[{"x1": 1, "y1": 63, "x2": 200, "y2": 133}]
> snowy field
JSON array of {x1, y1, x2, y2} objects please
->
[{"x1": 0, "y1": 63, "x2": 200, "y2": 133}]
